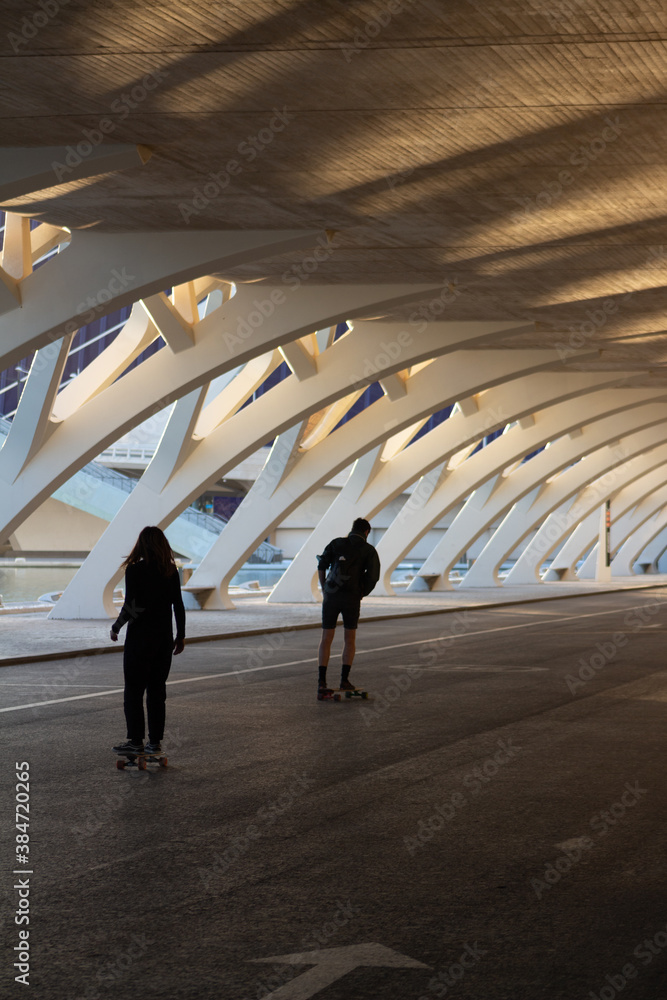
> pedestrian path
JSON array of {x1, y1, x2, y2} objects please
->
[{"x1": 2, "y1": 576, "x2": 666, "y2": 666}]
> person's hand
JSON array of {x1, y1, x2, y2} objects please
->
[
  {"x1": 109, "y1": 628, "x2": 118, "y2": 642},
  {"x1": 173, "y1": 638, "x2": 185, "y2": 655}
]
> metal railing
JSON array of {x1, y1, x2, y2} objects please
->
[{"x1": 98, "y1": 445, "x2": 156, "y2": 463}]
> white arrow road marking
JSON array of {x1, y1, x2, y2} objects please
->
[{"x1": 251, "y1": 942, "x2": 429, "y2": 999}]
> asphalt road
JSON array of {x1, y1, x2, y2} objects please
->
[{"x1": 2, "y1": 588, "x2": 667, "y2": 999}]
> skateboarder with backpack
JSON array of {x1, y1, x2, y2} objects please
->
[{"x1": 316, "y1": 517, "x2": 380, "y2": 698}]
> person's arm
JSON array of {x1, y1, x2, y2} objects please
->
[
  {"x1": 110, "y1": 564, "x2": 139, "y2": 641},
  {"x1": 171, "y1": 569, "x2": 186, "y2": 654},
  {"x1": 317, "y1": 542, "x2": 334, "y2": 595},
  {"x1": 362, "y1": 546, "x2": 381, "y2": 596}
]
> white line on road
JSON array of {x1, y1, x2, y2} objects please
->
[{"x1": 1, "y1": 599, "x2": 665, "y2": 714}]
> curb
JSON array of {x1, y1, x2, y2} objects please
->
[{"x1": 1, "y1": 581, "x2": 665, "y2": 668}]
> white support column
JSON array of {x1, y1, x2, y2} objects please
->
[
  {"x1": 459, "y1": 486, "x2": 543, "y2": 588},
  {"x1": 575, "y1": 464, "x2": 667, "y2": 578},
  {"x1": 0, "y1": 145, "x2": 149, "y2": 202},
  {"x1": 503, "y1": 497, "x2": 581, "y2": 585},
  {"x1": 403, "y1": 476, "x2": 501, "y2": 594},
  {"x1": 267, "y1": 446, "x2": 385, "y2": 603},
  {"x1": 455, "y1": 419, "x2": 667, "y2": 590},
  {"x1": 507, "y1": 442, "x2": 667, "y2": 586},
  {"x1": 0, "y1": 334, "x2": 74, "y2": 483},
  {"x1": 0, "y1": 283, "x2": 445, "y2": 544},
  {"x1": 608, "y1": 484, "x2": 667, "y2": 574},
  {"x1": 611, "y1": 512, "x2": 667, "y2": 577},
  {"x1": 0, "y1": 229, "x2": 323, "y2": 371},
  {"x1": 49, "y1": 345, "x2": 567, "y2": 618},
  {"x1": 186, "y1": 422, "x2": 308, "y2": 608},
  {"x1": 376, "y1": 394, "x2": 667, "y2": 593},
  {"x1": 633, "y1": 524, "x2": 667, "y2": 572}
]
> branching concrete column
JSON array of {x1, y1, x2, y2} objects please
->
[
  {"x1": 0, "y1": 334, "x2": 73, "y2": 484},
  {"x1": 0, "y1": 228, "x2": 322, "y2": 370},
  {"x1": 632, "y1": 525, "x2": 667, "y2": 572},
  {"x1": 458, "y1": 415, "x2": 667, "y2": 589},
  {"x1": 49, "y1": 339, "x2": 562, "y2": 618},
  {"x1": 264, "y1": 445, "x2": 384, "y2": 604},
  {"x1": 275, "y1": 369, "x2": 631, "y2": 602},
  {"x1": 0, "y1": 282, "x2": 443, "y2": 545},
  {"x1": 611, "y1": 511, "x2": 667, "y2": 577},
  {"x1": 506, "y1": 446, "x2": 667, "y2": 584},
  {"x1": 575, "y1": 462, "x2": 667, "y2": 578},
  {"x1": 379, "y1": 393, "x2": 667, "y2": 593},
  {"x1": 181, "y1": 347, "x2": 558, "y2": 608}
]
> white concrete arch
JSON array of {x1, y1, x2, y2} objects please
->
[
  {"x1": 0, "y1": 226, "x2": 321, "y2": 371},
  {"x1": 186, "y1": 355, "x2": 613, "y2": 608},
  {"x1": 454, "y1": 416, "x2": 667, "y2": 589},
  {"x1": 376, "y1": 392, "x2": 667, "y2": 594},
  {"x1": 630, "y1": 525, "x2": 667, "y2": 573},
  {"x1": 0, "y1": 281, "x2": 444, "y2": 542},
  {"x1": 507, "y1": 449, "x2": 667, "y2": 584},
  {"x1": 50, "y1": 333, "x2": 558, "y2": 619},
  {"x1": 268, "y1": 369, "x2": 636, "y2": 603},
  {"x1": 611, "y1": 509, "x2": 667, "y2": 577},
  {"x1": 575, "y1": 472, "x2": 667, "y2": 580}
]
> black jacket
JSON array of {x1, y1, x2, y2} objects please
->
[
  {"x1": 113, "y1": 561, "x2": 185, "y2": 641},
  {"x1": 317, "y1": 532, "x2": 381, "y2": 599}
]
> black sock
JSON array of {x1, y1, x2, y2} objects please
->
[
  {"x1": 341, "y1": 664, "x2": 351, "y2": 684},
  {"x1": 318, "y1": 666, "x2": 327, "y2": 687}
]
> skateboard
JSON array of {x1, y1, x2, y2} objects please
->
[
  {"x1": 317, "y1": 688, "x2": 369, "y2": 702},
  {"x1": 115, "y1": 751, "x2": 168, "y2": 770}
]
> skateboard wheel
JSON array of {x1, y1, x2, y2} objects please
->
[
  {"x1": 116, "y1": 759, "x2": 125, "y2": 770},
  {"x1": 345, "y1": 691, "x2": 352, "y2": 698},
  {"x1": 159, "y1": 757, "x2": 168, "y2": 767},
  {"x1": 138, "y1": 758, "x2": 147, "y2": 770},
  {"x1": 362, "y1": 692, "x2": 368, "y2": 699},
  {"x1": 334, "y1": 693, "x2": 341, "y2": 701}
]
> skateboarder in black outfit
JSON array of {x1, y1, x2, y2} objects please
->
[
  {"x1": 316, "y1": 517, "x2": 380, "y2": 697},
  {"x1": 109, "y1": 526, "x2": 185, "y2": 755}
]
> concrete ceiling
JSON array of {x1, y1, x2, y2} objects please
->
[{"x1": 2, "y1": 0, "x2": 667, "y2": 376}]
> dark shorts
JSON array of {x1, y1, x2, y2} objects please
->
[{"x1": 322, "y1": 593, "x2": 361, "y2": 630}]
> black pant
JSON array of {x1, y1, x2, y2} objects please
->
[{"x1": 123, "y1": 632, "x2": 173, "y2": 742}]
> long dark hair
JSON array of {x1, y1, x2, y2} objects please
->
[{"x1": 123, "y1": 526, "x2": 176, "y2": 577}]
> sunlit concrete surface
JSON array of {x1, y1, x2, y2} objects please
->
[{"x1": 2, "y1": 588, "x2": 667, "y2": 998}]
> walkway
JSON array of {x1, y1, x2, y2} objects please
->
[{"x1": 2, "y1": 576, "x2": 666, "y2": 666}]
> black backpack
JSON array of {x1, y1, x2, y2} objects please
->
[{"x1": 324, "y1": 538, "x2": 365, "y2": 595}]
